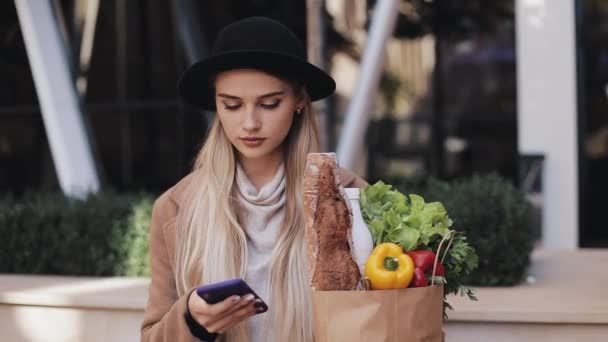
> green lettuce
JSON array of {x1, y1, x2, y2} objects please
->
[{"x1": 360, "y1": 181, "x2": 452, "y2": 250}]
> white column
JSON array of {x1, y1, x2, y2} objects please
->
[
  {"x1": 336, "y1": 0, "x2": 400, "y2": 169},
  {"x1": 15, "y1": 0, "x2": 100, "y2": 197},
  {"x1": 516, "y1": 0, "x2": 578, "y2": 249}
]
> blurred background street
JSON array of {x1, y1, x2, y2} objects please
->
[{"x1": 1, "y1": 1, "x2": 607, "y2": 341}]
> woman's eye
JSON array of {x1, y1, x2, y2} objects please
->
[
  {"x1": 223, "y1": 103, "x2": 242, "y2": 111},
  {"x1": 260, "y1": 101, "x2": 280, "y2": 109}
]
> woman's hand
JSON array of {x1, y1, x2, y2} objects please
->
[{"x1": 187, "y1": 291, "x2": 262, "y2": 334}]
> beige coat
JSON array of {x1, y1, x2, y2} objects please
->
[{"x1": 141, "y1": 168, "x2": 368, "y2": 341}]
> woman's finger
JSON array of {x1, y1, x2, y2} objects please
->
[
  {"x1": 206, "y1": 294, "x2": 256, "y2": 328},
  {"x1": 206, "y1": 301, "x2": 259, "y2": 334},
  {"x1": 190, "y1": 293, "x2": 242, "y2": 328},
  {"x1": 208, "y1": 295, "x2": 242, "y2": 316},
  {"x1": 223, "y1": 294, "x2": 256, "y2": 316}
]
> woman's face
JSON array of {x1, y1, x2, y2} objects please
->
[{"x1": 214, "y1": 69, "x2": 304, "y2": 162}]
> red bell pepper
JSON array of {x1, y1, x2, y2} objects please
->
[
  {"x1": 410, "y1": 267, "x2": 428, "y2": 287},
  {"x1": 405, "y1": 250, "x2": 445, "y2": 276}
]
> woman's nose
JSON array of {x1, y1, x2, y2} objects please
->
[{"x1": 242, "y1": 108, "x2": 261, "y2": 131}]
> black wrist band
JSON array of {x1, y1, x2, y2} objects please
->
[{"x1": 184, "y1": 308, "x2": 218, "y2": 341}]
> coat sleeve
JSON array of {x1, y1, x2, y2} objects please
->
[
  {"x1": 140, "y1": 191, "x2": 202, "y2": 342},
  {"x1": 339, "y1": 167, "x2": 369, "y2": 188}
]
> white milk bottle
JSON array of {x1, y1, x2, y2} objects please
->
[{"x1": 344, "y1": 188, "x2": 374, "y2": 276}]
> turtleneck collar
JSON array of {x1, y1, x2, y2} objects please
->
[{"x1": 235, "y1": 162, "x2": 286, "y2": 206}]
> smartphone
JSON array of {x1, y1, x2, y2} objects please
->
[{"x1": 196, "y1": 278, "x2": 268, "y2": 313}]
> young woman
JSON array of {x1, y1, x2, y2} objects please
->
[{"x1": 141, "y1": 17, "x2": 367, "y2": 342}]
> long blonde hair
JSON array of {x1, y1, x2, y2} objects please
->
[{"x1": 175, "y1": 84, "x2": 319, "y2": 342}]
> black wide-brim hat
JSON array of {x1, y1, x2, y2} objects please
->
[{"x1": 178, "y1": 16, "x2": 336, "y2": 110}]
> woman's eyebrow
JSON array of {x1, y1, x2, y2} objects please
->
[
  {"x1": 258, "y1": 91, "x2": 285, "y2": 99},
  {"x1": 217, "y1": 91, "x2": 285, "y2": 100},
  {"x1": 217, "y1": 93, "x2": 241, "y2": 100}
]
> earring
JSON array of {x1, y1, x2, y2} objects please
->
[{"x1": 296, "y1": 107, "x2": 302, "y2": 115}]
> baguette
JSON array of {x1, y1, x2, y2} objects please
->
[{"x1": 303, "y1": 153, "x2": 361, "y2": 290}]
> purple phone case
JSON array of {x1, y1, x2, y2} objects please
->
[{"x1": 196, "y1": 278, "x2": 268, "y2": 313}]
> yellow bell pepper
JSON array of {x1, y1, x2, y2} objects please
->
[{"x1": 365, "y1": 243, "x2": 415, "y2": 290}]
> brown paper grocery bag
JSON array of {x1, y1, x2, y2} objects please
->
[{"x1": 312, "y1": 285, "x2": 444, "y2": 342}]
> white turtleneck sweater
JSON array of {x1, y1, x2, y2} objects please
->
[{"x1": 235, "y1": 163, "x2": 286, "y2": 342}]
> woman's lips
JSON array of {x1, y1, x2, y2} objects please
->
[{"x1": 240, "y1": 137, "x2": 266, "y2": 147}]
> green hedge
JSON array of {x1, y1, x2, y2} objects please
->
[
  {"x1": 0, "y1": 191, "x2": 153, "y2": 277},
  {"x1": 1, "y1": 173, "x2": 534, "y2": 285},
  {"x1": 388, "y1": 174, "x2": 535, "y2": 286}
]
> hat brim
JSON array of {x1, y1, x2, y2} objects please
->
[{"x1": 178, "y1": 50, "x2": 336, "y2": 110}]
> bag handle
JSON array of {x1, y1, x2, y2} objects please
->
[{"x1": 431, "y1": 230, "x2": 455, "y2": 286}]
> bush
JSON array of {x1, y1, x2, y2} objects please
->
[
  {"x1": 389, "y1": 174, "x2": 534, "y2": 286},
  {"x1": 0, "y1": 191, "x2": 153, "y2": 276},
  {"x1": 1, "y1": 174, "x2": 534, "y2": 285}
]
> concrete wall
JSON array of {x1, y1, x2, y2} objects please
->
[{"x1": 0, "y1": 305, "x2": 141, "y2": 342}]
